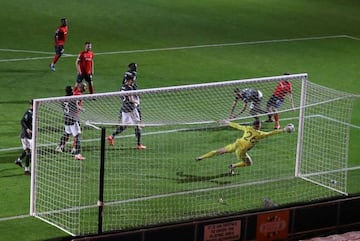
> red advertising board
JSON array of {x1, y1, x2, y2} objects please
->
[{"x1": 256, "y1": 210, "x2": 289, "y2": 241}]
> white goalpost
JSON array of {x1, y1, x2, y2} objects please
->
[{"x1": 30, "y1": 73, "x2": 358, "y2": 236}]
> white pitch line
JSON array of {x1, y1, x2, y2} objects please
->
[
  {"x1": 316, "y1": 114, "x2": 360, "y2": 129},
  {"x1": 0, "y1": 214, "x2": 29, "y2": 222},
  {"x1": 0, "y1": 35, "x2": 357, "y2": 63},
  {"x1": 0, "y1": 115, "x2": 359, "y2": 153},
  {"x1": 93, "y1": 35, "x2": 354, "y2": 56},
  {"x1": 0, "y1": 54, "x2": 75, "y2": 62},
  {"x1": 344, "y1": 35, "x2": 360, "y2": 40},
  {"x1": 0, "y1": 48, "x2": 54, "y2": 55}
]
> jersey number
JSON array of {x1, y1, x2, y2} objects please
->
[
  {"x1": 63, "y1": 102, "x2": 70, "y2": 114},
  {"x1": 244, "y1": 131, "x2": 256, "y2": 144}
]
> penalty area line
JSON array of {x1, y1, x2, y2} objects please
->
[
  {"x1": 0, "y1": 35, "x2": 356, "y2": 63},
  {"x1": 0, "y1": 214, "x2": 30, "y2": 222}
]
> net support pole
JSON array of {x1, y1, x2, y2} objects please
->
[
  {"x1": 98, "y1": 127, "x2": 106, "y2": 234},
  {"x1": 295, "y1": 75, "x2": 308, "y2": 177}
]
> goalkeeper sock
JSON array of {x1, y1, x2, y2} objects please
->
[
  {"x1": 199, "y1": 150, "x2": 218, "y2": 160},
  {"x1": 233, "y1": 161, "x2": 247, "y2": 168}
]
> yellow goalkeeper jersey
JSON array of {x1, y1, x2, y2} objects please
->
[{"x1": 228, "y1": 122, "x2": 283, "y2": 151}]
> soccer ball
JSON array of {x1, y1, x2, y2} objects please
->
[{"x1": 285, "y1": 123, "x2": 295, "y2": 133}]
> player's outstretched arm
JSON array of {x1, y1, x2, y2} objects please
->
[
  {"x1": 260, "y1": 123, "x2": 295, "y2": 139},
  {"x1": 234, "y1": 102, "x2": 247, "y2": 118},
  {"x1": 217, "y1": 120, "x2": 244, "y2": 131},
  {"x1": 228, "y1": 100, "x2": 237, "y2": 119}
]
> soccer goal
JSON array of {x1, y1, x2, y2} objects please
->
[{"x1": 30, "y1": 73, "x2": 358, "y2": 236}]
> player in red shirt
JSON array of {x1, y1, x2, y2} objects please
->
[
  {"x1": 76, "y1": 42, "x2": 95, "y2": 94},
  {"x1": 73, "y1": 81, "x2": 87, "y2": 110},
  {"x1": 49, "y1": 18, "x2": 68, "y2": 72},
  {"x1": 265, "y1": 73, "x2": 295, "y2": 129}
]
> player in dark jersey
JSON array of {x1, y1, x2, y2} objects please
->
[
  {"x1": 107, "y1": 73, "x2": 146, "y2": 150},
  {"x1": 71, "y1": 82, "x2": 86, "y2": 154},
  {"x1": 50, "y1": 18, "x2": 68, "y2": 71},
  {"x1": 55, "y1": 86, "x2": 85, "y2": 160},
  {"x1": 122, "y1": 62, "x2": 144, "y2": 140},
  {"x1": 15, "y1": 100, "x2": 33, "y2": 175},
  {"x1": 76, "y1": 42, "x2": 95, "y2": 94},
  {"x1": 122, "y1": 62, "x2": 138, "y2": 87},
  {"x1": 229, "y1": 88, "x2": 267, "y2": 121}
]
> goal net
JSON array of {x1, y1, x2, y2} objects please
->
[{"x1": 30, "y1": 73, "x2": 357, "y2": 236}]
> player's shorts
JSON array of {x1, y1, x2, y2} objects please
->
[
  {"x1": 76, "y1": 73, "x2": 93, "y2": 84},
  {"x1": 64, "y1": 121, "x2": 81, "y2": 136},
  {"x1": 224, "y1": 139, "x2": 252, "y2": 161},
  {"x1": 248, "y1": 90, "x2": 263, "y2": 110},
  {"x1": 249, "y1": 101, "x2": 262, "y2": 111},
  {"x1": 121, "y1": 109, "x2": 140, "y2": 125},
  {"x1": 266, "y1": 95, "x2": 284, "y2": 109},
  {"x1": 55, "y1": 45, "x2": 65, "y2": 56},
  {"x1": 224, "y1": 142, "x2": 247, "y2": 161},
  {"x1": 21, "y1": 138, "x2": 32, "y2": 150}
]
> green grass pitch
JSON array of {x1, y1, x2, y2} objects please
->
[{"x1": 0, "y1": 0, "x2": 359, "y2": 240}]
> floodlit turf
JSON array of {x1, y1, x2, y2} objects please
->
[{"x1": 0, "y1": 0, "x2": 360, "y2": 240}]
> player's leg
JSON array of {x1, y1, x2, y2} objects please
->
[
  {"x1": 71, "y1": 138, "x2": 76, "y2": 154},
  {"x1": 49, "y1": 46, "x2": 64, "y2": 71},
  {"x1": 249, "y1": 103, "x2": 262, "y2": 122},
  {"x1": 266, "y1": 96, "x2": 276, "y2": 122},
  {"x1": 71, "y1": 121, "x2": 82, "y2": 154},
  {"x1": 135, "y1": 126, "x2": 146, "y2": 150},
  {"x1": 56, "y1": 126, "x2": 71, "y2": 152},
  {"x1": 108, "y1": 125, "x2": 126, "y2": 146},
  {"x1": 75, "y1": 75, "x2": 86, "y2": 93},
  {"x1": 107, "y1": 114, "x2": 124, "y2": 146},
  {"x1": 57, "y1": 133, "x2": 69, "y2": 151},
  {"x1": 133, "y1": 109, "x2": 146, "y2": 150},
  {"x1": 14, "y1": 149, "x2": 26, "y2": 167},
  {"x1": 24, "y1": 147, "x2": 31, "y2": 175},
  {"x1": 137, "y1": 106, "x2": 142, "y2": 120},
  {"x1": 196, "y1": 143, "x2": 235, "y2": 161},
  {"x1": 228, "y1": 150, "x2": 252, "y2": 174},
  {"x1": 107, "y1": 112, "x2": 128, "y2": 145},
  {"x1": 73, "y1": 135, "x2": 85, "y2": 160},
  {"x1": 274, "y1": 112, "x2": 280, "y2": 129},
  {"x1": 73, "y1": 135, "x2": 80, "y2": 155},
  {"x1": 22, "y1": 138, "x2": 32, "y2": 175},
  {"x1": 72, "y1": 122, "x2": 85, "y2": 160},
  {"x1": 249, "y1": 103, "x2": 259, "y2": 121},
  {"x1": 274, "y1": 99, "x2": 284, "y2": 129},
  {"x1": 85, "y1": 75, "x2": 94, "y2": 94}
]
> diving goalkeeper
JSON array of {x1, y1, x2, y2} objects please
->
[{"x1": 195, "y1": 119, "x2": 294, "y2": 174}]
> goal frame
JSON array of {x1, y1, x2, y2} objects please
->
[{"x1": 29, "y1": 73, "x2": 357, "y2": 236}]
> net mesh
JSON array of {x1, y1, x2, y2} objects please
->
[{"x1": 31, "y1": 74, "x2": 357, "y2": 235}]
